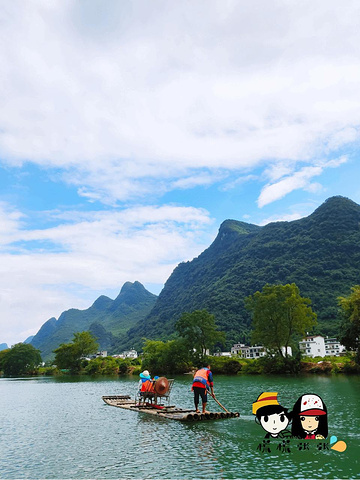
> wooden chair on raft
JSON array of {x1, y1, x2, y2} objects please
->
[{"x1": 136, "y1": 377, "x2": 174, "y2": 406}]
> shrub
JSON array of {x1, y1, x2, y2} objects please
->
[
  {"x1": 208, "y1": 356, "x2": 242, "y2": 374},
  {"x1": 85, "y1": 356, "x2": 119, "y2": 375},
  {"x1": 241, "y1": 359, "x2": 263, "y2": 374}
]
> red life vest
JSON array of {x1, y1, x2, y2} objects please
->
[
  {"x1": 193, "y1": 368, "x2": 210, "y2": 388},
  {"x1": 141, "y1": 379, "x2": 155, "y2": 393}
]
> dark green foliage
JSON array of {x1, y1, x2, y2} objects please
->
[
  {"x1": 175, "y1": 309, "x2": 225, "y2": 364},
  {"x1": 246, "y1": 283, "x2": 317, "y2": 358},
  {"x1": 84, "y1": 356, "x2": 131, "y2": 375},
  {"x1": 124, "y1": 196, "x2": 360, "y2": 349},
  {"x1": 1, "y1": 343, "x2": 42, "y2": 376},
  {"x1": 53, "y1": 331, "x2": 99, "y2": 373},
  {"x1": 89, "y1": 322, "x2": 116, "y2": 351},
  {"x1": 339, "y1": 285, "x2": 360, "y2": 364},
  {"x1": 259, "y1": 354, "x2": 302, "y2": 375},
  {"x1": 240, "y1": 353, "x2": 301, "y2": 375},
  {"x1": 141, "y1": 339, "x2": 192, "y2": 374},
  {"x1": 208, "y1": 356, "x2": 242, "y2": 374},
  {"x1": 31, "y1": 282, "x2": 157, "y2": 359}
]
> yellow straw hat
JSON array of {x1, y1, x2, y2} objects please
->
[{"x1": 252, "y1": 392, "x2": 279, "y2": 415}]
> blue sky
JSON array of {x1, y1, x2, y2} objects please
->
[{"x1": 1, "y1": 0, "x2": 360, "y2": 347}]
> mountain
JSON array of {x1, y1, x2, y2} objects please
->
[
  {"x1": 24, "y1": 336, "x2": 34, "y2": 344},
  {"x1": 123, "y1": 196, "x2": 360, "y2": 349},
  {"x1": 0, "y1": 343, "x2": 9, "y2": 351},
  {"x1": 31, "y1": 281, "x2": 157, "y2": 359}
]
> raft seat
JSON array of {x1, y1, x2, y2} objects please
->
[{"x1": 154, "y1": 378, "x2": 174, "y2": 406}]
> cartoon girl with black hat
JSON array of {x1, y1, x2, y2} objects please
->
[
  {"x1": 253, "y1": 392, "x2": 292, "y2": 438},
  {"x1": 291, "y1": 393, "x2": 328, "y2": 439}
]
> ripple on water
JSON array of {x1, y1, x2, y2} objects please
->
[{"x1": 0, "y1": 375, "x2": 359, "y2": 479}]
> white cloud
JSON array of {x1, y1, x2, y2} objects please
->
[
  {"x1": 0, "y1": 0, "x2": 359, "y2": 203},
  {"x1": 1, "y1": 0, "x2": 359, "y2": 346},
  {"x1": 0, "y1": 203, "x2": 214, "y2": 346},
  {"x1": 221, "y1": 174, "x2": 258, "y2": 191},
  {"x1": 257, "y1": 157, "x2": 348, "y2": 207}
]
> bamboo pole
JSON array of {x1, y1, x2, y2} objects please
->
[{"x1": 209, "y1": 391, "x2": 230, "y2": 414}]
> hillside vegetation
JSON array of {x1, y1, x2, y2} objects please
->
[
  {"x1": 29, "y1": 196, "x2": 360, "y2": 357},
  {"x1": 123, "y1": 196, "x2": 360, "y2": 349},
  {"x1": 31, "y1": 281, "x2": 157, "y2": 359}
]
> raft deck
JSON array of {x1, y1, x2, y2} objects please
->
[{"x1": 102, "y1": 395, "x2": 239, "y2": 421}]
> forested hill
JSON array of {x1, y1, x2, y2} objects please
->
[
  {"x1": 123, "y1": 196, "x2": 360, "y2": 349},
  {"x1": 30, "y1": 281, "x2": 157, "y2": 359}
]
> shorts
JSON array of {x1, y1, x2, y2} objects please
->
[{"x1": 193, "y1": 386, "x2": 207, "y2": 404}]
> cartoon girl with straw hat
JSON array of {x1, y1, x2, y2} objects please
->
[{"x1": 252, "y1": 392, "x2": 292, "y2": 438}]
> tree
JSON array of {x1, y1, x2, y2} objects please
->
[
  {"x1": 245, "y1": 283, "x2": 317, "y2": 359},
  {"x1": 142, "y1": 339, "x2": 191, "y2": 374},
  {"x1": 53, "y1": 331, "x2": 99, "y2": 373},
  {"x1": 338, "y1": 285, "x2": 360, "y2": 364},
  {"x1": 175, "y1": 309, "x2": 225, "y2": 364},
  {"x1": 1, "y1": 343, "x2": 42, "y2": 376}
]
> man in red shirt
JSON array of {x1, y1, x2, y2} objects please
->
[{"x1": 192, "y1": 364, "x2": 214, "y2": 414}]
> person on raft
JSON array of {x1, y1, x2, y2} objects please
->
[
  {"x1": 138, "y1": 370, "x2": 156, "y2": 400},
  {"x1": 192, "y1": 364, "x2": 214, "y2": 414}
]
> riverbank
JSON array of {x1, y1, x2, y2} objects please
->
[{"x1": 22, "y1": 352, "x2": 359, "y2": 377}]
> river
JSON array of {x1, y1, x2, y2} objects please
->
[{"x1": 0, "y1": 374, "x2": 359, "y2": 479}]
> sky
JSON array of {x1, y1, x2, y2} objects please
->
[{"x1": 1, "y1": 0, "x2": 360, "y2": 347}]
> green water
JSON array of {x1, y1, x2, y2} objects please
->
[{"x1": 0, "y1": 374, "x2": 359, "y2": 479}]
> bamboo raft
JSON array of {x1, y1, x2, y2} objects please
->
[{"x1": 102, "y1": 395, "x2": 240, "y2": 422}]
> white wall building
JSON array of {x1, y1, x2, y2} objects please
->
[
  {"x1": 231, "y1": 343, "x2": 246, "y2": 355},
  {"x1": 299, "y1": 336, "x2": 346, "y2": 357},
  {"x1": 231, "y1": 343, "x2": 291, "y2": 358},
  {"x1": 325, "y1": 338, "x2": 346, "y2": 356},
  {"x1": 231, "y1": 343, "x2": 266, "y2": 359},
  {"x1": 299, "y1": 335, "x2": 326, "y2": 357},
  {"x1": 114, "y1": 349, "x2": 138, "y2": 359}
]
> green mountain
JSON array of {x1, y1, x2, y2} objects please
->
[
  {"x1": 123, "y1": 196, "x2": 360, "y2": 349},
  {"x1": 30, "y1": 281, "x2": 157, "y2": 359}
]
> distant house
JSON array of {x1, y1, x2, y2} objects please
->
[
  {"x1": 231, "y1": 343, "x2": 292, "y2": 358},
  {"x1": 213, "y1": 351, "x2": 232, "y2": 357},
  {"x1": 299, "y1": 336, "x2": 346, "y2": 357},
  {"x1": 299, "y1": 335, "x2": 326, "y2": 357},
  {"x1": 113, "y1": 349, "x2": 138, "y2": 359},
  {"x1": 325, "y1": 338, "x2": 346, "y2": 356},
  {"x1": 231, "y1": 343, "x2": 266, "y2": 359},
  {"x1": 86, "y1": 350, "x2": 108, "y2": 360},
  {"x1": 96, "y1": 350, "x2": 108, "y2": 358},
  {"x1": 231, "y1": 343, "x2": 246, "y2": 355}
]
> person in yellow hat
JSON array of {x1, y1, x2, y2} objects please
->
[{"x1": 252, "y1": 392, "x2": 292, "y2": 439}]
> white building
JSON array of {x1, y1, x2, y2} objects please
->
[
  {"x1": 231, "y1": 343, "x2": 246, "y2": 355},
  {"x1": 114, "y1": 349, "x2": 138, "y2": 359},
  {"x1": 299, "y1": 336, "x2": 346, "y2": 357},
  {"x1": 325, "y1": 338, "x2": 346, "y2": 356},
  {"x1": 213, "y1": 351, "x2": 232, "y2": 357},
  {"x1": 231, "y1": 343, "x2": 266, "y2": 359},
  {"x1": 299, "y1": 335, "x2": 326, "y2": 357},
  {"x1": 86, "y1": 350, "x2": 108, "y2": 360},
  {"x1": 96, "y1": 350, "x2": 107, "y2": 357},
  {"x1": 231, "y1": 343, "x2": 292, "y2": 358}
]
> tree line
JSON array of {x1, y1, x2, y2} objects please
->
[{"x1": 1, "y1": 282, "x2": 360, "y2": 376}]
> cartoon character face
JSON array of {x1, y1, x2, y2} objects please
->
[
  {"x1": 260, "y1": 411, "x2": 290, "y2": 436},
  {"x1": 300, "y1": 415, "x2": 319, "y2": 433},
  {"x1": 291, "y1": 393, "x2": 328, "y2": 439}
]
